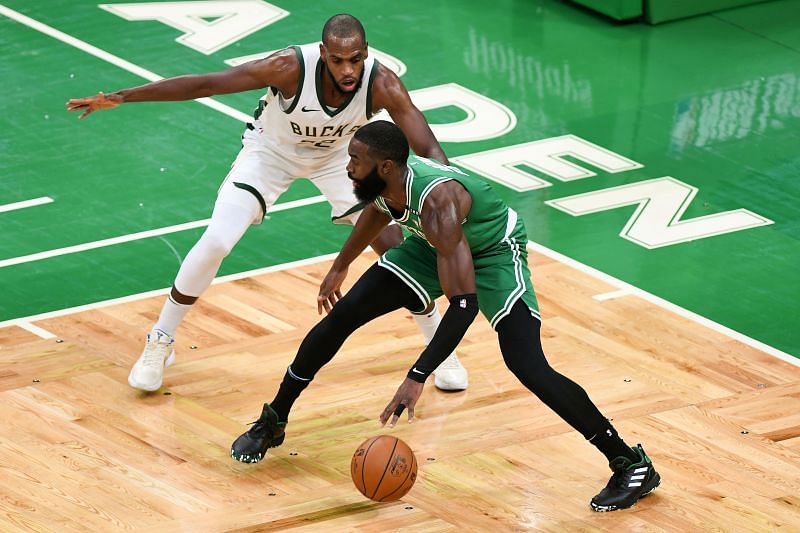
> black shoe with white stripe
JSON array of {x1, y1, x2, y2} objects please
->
[{"x1": 590, "y1": 444, "x2": 660, "y2": 512}]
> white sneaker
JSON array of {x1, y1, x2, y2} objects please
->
[
  {"x1": 127, "y1": 331, "x2": 176, "y2": 391},
  {"x1": 433, "y1": 352, "x2": 469, "y2": 391}
]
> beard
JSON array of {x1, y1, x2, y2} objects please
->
[
  {"x1": 327, "y1": 65, "x2": 363, "y2": 94},
  {"x1": 350, "y1": 165, "x2": 386, "y2": 204}
]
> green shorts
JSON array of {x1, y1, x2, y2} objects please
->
[{"x1": 378, "y1": 228, "x2": 540, "y2": 329}]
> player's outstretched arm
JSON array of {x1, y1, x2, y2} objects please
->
[
  {"x1": 318, "y1": 204, "x2": 391, "y2": 314},
  {"x1": 66, "y1": 48, "x2": 299, "y2": 119},
  {"x1": 371, "y1": 67, "x2": 448, "y2": 164}
]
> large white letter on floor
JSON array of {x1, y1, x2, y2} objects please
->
[
  {"x1": 372, "y1": 83, "x2": 516, "y2": 143},
  {"x1": 452, "y1": 135, "x2": 642, "y2": 191},
  {"x1": 99, "y1": 1, "x2": 289, "y2": 54},
  {"x1": 545, "y1": 177, "x2": 774, "y2": 248}
]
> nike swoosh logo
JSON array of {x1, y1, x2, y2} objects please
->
[
  {"x1": 301, "y1": 106, "x2": 320, "y2": 112},
  {"x1": 411, "y1": 368, "x2": 424, "y2": 374}
]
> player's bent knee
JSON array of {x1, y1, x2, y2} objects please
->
[
  {"x1": 198, "y1": 229, "x2": 238, "y2": 258},
  {"x1": 501, "y1": 349, "x2": 552, "y2": 382}
]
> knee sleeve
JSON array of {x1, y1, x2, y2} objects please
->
[{"x1": 174, "y1": 202, "x2": 255, "y2": 296}]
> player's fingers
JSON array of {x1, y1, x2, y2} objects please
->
[
  {"x1": 407, "y1": 406, "x2": 415, "y2": 423},
  {"x1": 379, "y1": 405, "x2": 392, "y2": 426},
  {"x1": 79, "y1": 109, "x2": 92, "y2": 120},
  {"x1": 389, "y1": 414, "x2": 400, "y2": 428}
]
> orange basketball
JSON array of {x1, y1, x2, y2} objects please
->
[{"x1": 351, "y1": 435, "x2": 418, "y2": 502}]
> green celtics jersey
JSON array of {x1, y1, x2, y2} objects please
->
[{"x1": 374, "y1": 155, "x2": 513, "y2": 255}]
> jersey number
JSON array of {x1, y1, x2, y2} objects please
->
[{"x1": 299, "y1": 139, "x2": 336, "y2": 149}]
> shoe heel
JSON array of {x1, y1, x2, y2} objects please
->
[
  {"x1": 271, "y1": 433, "x2": 286, "y2": 448},
  {"x1": 641, "y1": 472, "x2": 661, "y2": 497}
]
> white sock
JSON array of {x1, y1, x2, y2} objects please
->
[
  {"x1": 412, "y1": 304, "x2": 458, "y2": 364},
  {"x1": 152, "y1": 296, "x2": 192, "y2": 338},
  {"x1": 412, "y1": 306, "x2": 459, "y2": 373},
  {"x1": 412, "y1": 304, "x2": 440, "y2": 345}
]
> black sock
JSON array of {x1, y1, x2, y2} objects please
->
[
  {"x1": 588, "y1": 420, "x2": 638, "y2": 464},
  {"x1": 269, "y1": 367, "x2": 311, "y2": 422}
]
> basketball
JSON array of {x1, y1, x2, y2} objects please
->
[{"x1": 351, "y1": 435, "x2": 418, "y2": 501}]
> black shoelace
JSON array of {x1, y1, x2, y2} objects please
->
[{"x1": 247, "y1": 418, "x2": 274, "y2": 439}]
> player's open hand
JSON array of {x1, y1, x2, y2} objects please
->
[
  {"x1": 317, "y1": 266, "x2": 348, "y2": 314},
  {"x1": 66, "y1": 91, "x2": 122, "y2": 119},
  {"x1": 380, "y1": 378, "x2": 423, "y2": 428}
]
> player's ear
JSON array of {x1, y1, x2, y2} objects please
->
[
  {"x1": 363, "y1": 42, "x2": 369, "y2": 59},
  {"x1": 378, "y1": 158, "x2": 394, "y2": 176},
  {"x1": 319, "y1": 43, "x2": 327, "y2": 61}
]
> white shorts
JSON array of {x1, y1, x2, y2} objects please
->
[{"x1": 216, "y1": 128, "x2": 363, "y2": 225}]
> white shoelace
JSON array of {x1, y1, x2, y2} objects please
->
[
  {"x1": 438, "y1": 353, "x2": 462, "y2": 370},
  {"x1": 142, "y1": 335, "x2": 172, "y2": 366}
]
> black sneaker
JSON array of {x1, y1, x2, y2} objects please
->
[
  {"x1": 230, "y1": 403, "x2": 286, "y2": 463},
  {"x1": 590, "y1": 444, "x2": 660, "y2": 512}
]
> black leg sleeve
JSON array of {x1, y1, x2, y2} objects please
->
[
  {"x1": 288, "y1": 264, "x2": 423, "y2": 380},
  {"x1": 496, "y1": 300, "x2": 610, "y2": 440}
]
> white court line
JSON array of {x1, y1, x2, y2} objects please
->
[
  {"x1": 593, "y1": 289, "x2": 631, "y2": 302},
  {"x1": 0, "y1": 5, "x2": 251, "y2": 124},
  {"x1": 14, "y1": 321, "x2": 57, "y2": 339},
  {"x1": 0, "y1": 195, "x2": 326, "y2": 269},
  {"x1": 5, "y1": 243, "x2": 796, "y2": 368},
  {"x1": 0, "y1": 250, "x2": 353, "y2": 329},
  {"x1": 0, "y1": 196, "x2": 53, "y2": 213},
  {"x1": 2, "y1": 5, "x2": 796, "y2": 367},
  {"x1": 527, "y1": 241, "x2": 800, "y2": 367}
]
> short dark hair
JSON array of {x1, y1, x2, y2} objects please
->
[
  {"x1": 353, "y1": 121, "x2": 410, "y2": 164},
  {"x1": 322, "y1": 14, "x2": 366, "y2": 45}
]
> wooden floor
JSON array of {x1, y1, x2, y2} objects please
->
[{"x1": 2, "y1": 250, "x2": 799, "y2": 531}]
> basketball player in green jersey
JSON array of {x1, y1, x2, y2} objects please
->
[
  {"x1": 231, "y1": 121, "x2": 661, "y2": 512},
  {"x1": 66, "y1": 14, "x2": 468, "y2": 393}
]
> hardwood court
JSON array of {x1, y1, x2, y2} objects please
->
[{"x1": 1, "y1": 250, "x2": 799, "y2": 531}]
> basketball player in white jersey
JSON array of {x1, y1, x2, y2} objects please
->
[{"x1": 66, "y1": 14, "x2": 468, "y2": 393}]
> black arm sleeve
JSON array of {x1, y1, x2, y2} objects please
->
[{"x1": 406, "y1": 293, "x2": 478, "y2": 383}]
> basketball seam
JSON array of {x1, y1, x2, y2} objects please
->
[
  {"x1": 360, "y1": 436, "x2": 382, "y2": 497},
  {"x1": 378, "y1": 447, "x2": 416, "y2": 502},
  {"x1": 370, "y1": 437, "x2": 399, "y2": 500}
]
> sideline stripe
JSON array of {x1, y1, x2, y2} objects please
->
[
  {"x1": 0, "y1": 4, "x2": 252, "y2": 124},
  {"x1": 15, "y1": 321, "x2": 57, "y2": 339},
  {"x1": 526, "y1": 241, "x2": 799, "y2": 367},
  {"x1": 1, "y1": 241, "x2": 795, "y2": 368},
  {"x1": 0, "y1": 250, "x2": 364, "y2": 329},
  {"x1": 593, "y1": 289, "x2": 631, "y2": 301},
  {"x1": 0, "y1": 196, "x2": 326, "y2": 269},
  {"x1": 0, "y1": 196, "x2": 53, "y2": 213}
]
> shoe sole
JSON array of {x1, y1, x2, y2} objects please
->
[
  {"x1": 128, "y1": 350, "x2": 176, "y2": 391},
  {"x1": 590, "y1": 472, "x2": 661, "y2": 512},
  {"x1": 434, "y1": 372, "x2": 469, "y2": 391},
  {"x1": 434, "y1": 379, "x2": 469, "y2": 391},
  {"x1": 230, "y1": 432, "x2": 286, "y2": 464}
]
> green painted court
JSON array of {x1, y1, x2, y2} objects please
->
[{"x1": 1, "y1": 0, "x2": 798, "y2": 359}]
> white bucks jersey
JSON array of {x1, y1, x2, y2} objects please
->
[{"x1": 250, "y1": 43, "x2": 378, "y2": 161}]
